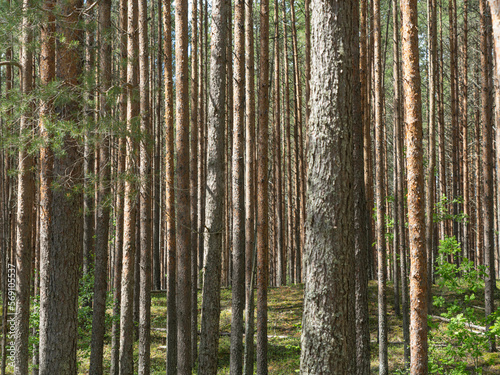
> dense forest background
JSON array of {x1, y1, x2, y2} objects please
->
[{"x1": 3, "y1": 0, "x2": 500, "y2": 373}]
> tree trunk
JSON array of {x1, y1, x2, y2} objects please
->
[
  {"x1": 243, "y1": 0, "x2": 256, "y2": 370},
  {"x1": 230, "y1": 0, "x2": 245, "y2": 371},
  {"x1": 110, "y1": 1, "x2": 127, "y2": 373},
  {"x1": 481, "y1": 0, "x2": 496, "y2": 352},
  {"x1": 373, "y1": 0, "x2": 388, "y2": 371},
  {"x1": 256, "y1": 0, "x2": 270, "y2": 370},
  {"x1": 119, "y1": 0, "x2": 138, "y2": 371},
  {"x1": 401, "y1": 0, "x2": 429, "y2": 371},
  {"x1": 353, "y1": 1, "x2": 370, "y2": 373},
  {"x1": 138, "y1": 0, "x2": 152, "y2": 370},
  {"x1": 426, "y1": 0, "x2": 437, "y2": 313},
  {"x1": 198, "y1": 0, "x2": 227, "y2": 370},
  {"x1": 37, "y1": 0, "x2": 54, "y2": 372},
  {"x1": 190, "y1": 0, "x2": 199, "y2": 365},
  {"x1": 89, "y1": 0, "x2": 112, "y2": 372},
  {"x1": 39, "y1": 0, "x2": 83, "y2": 372},
  {"x1": 461, "y1": 0, "x2": 469, "y2": 265},
  {"x1": 300, "y1": 0, "x2": 356, "y2": 371},
  {"x1": 175, "y1": 0, "x2": 192, "y2": 368},
  {"x1": 14, "y1": 1, "x2": 34, "y2": 373},
  {"x1": 162, "y1": 0, "x2": 177, "y2": 370}
]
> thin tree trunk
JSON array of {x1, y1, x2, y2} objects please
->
[
  {"x1": 138, "y1": 0, "x2": 152, "y2": 369},
  {"x1": 282, "y1": 5, "x2": 294, "y2": 285},
  {"x1": 374, "y1": 0, "x2": 388, "y2": 371},
  {"x1": 426, "y1": 0, "x2": 437, "y2": 313},
  {"x1": 230, "y1": 0, "x2": 245, "y2": 370},
  {"x1": 243, "y1": 0, "x2": 256, "y2": 370},
  {"x1": 89, "y1": 0, "x2": 112, "y2": 372},
  {"x1": 119, "y1": 0, "x2": 138, "y2": 371},
  {"x1": 481, "y1": 0, "x2": 496, "y2": 352},
  {"x1": 37, "y1": 0, "x2": 54, "y2": 372},
  {"x1": 401, "y1": 0, "x2": 429, "y2": 371},
  {"x1": 14, "y1": 1, "x2": 33, "y2": 372},
  {"x1": 354, "y1": 0, "x2": 370, "y2": 372},
  {"x1": 256, "y1": 0, "x2": 270, "y2": 369},
  {"x1": 162, "y1": 0, "x2": 177, "y2": 370},
  {"x1": 190, "y1": 0, "x2": 199, "y2": 365},
  {"x1": 110, "y1": 1, "x2": 127, "y2": 372},
  {"x1": 176, "y1": 0, "x2": 192, "y2": 368},
  {"x1": 461, "y1": 0, "x2": 469, "y2": 264},
  {"x1": 273, "y1": 0, "x2": 284, "y2": 287}
]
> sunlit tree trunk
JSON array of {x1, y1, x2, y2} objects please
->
[{"x1": 401, "y1": 0, "x2": 429, "y2": 371}]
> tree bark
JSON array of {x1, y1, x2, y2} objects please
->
[
  {"x1": 374, "y1": 0, "x2": 388, "y2": 371},
  {"x1": 119, "y1": 0, "x2": 138, "y2": 371},
  {"x1": 138, "y1": 0, "x2": 152, "y2": 370},
  {"x1": 175, "y1": 0, "x2": 192, "y2": 368},
  {"x1": 89, "y1": 0, "x2": 112, "y2": 372},
  {"x1": 39, "y1": 0, "x2": 84, "y2": 372},
  {"x1": 230, "y1": 0, "x2": 245, "y2": 371},
  {"x1": 190, "y1": 0, "x2": 199, "y2": 365},
  {"x1": 481, "y1": 0, "x2": 496, "y2": 352},
  {"x1": 110, "y1": 1, "x2": 127, "y2": 373},
  {"x1": 401, "y1": 0, "x2": 429, "y2": 371},
  {"x1": 198, "y1": 0, "x2": 227, "y2": 370},
  {"x1": 14, "y1": 1, "x2": 34, "y2": 373},
  {"x1": 243, "y1": 0, "x2": 256, "y2": 370},
  {"x1": 300, "y1": 0, "x2": 356, "y2": 371}
]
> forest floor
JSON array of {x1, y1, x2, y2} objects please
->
[{"x1": 8, "y1": 280, "x2": 500, "y2": 373}]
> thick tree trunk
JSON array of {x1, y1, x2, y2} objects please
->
[
  {"x1": 39, "y1": 0, "x2": 83, "y2": 372},
  {"x1": 401, "y1": 0, "x2": 429, "y2": 372},
  {"x1": 198, "y1": 0, "x2": 227, "y2": 371},
  {"x1": 300, "y1": 0, "x2": 356, "y2": 372}
]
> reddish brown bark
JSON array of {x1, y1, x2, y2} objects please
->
[{"x1": 401, "y1": 0, "x2": 429, "y2": 372}]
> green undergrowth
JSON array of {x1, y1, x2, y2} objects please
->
[{"x1": 2, "y1": 276, "x2": 500, "y2": 373}]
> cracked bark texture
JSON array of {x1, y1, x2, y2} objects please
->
[
  {"x1": 299, "y1": 0, "x2": 356, "y2": 372},
  {"x1": 39, "y1": 0, "x2": 83, "y2": 372},
  {"x1": 198, "y1": 0, "x2": 227, "y2": 370},
  {"x1": 401, "y1": 0, "x2": 429, "y2": 372}
]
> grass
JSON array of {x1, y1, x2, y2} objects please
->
[{"x1": 4, "y1": 280, "x2": 500, "y2": 373}]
